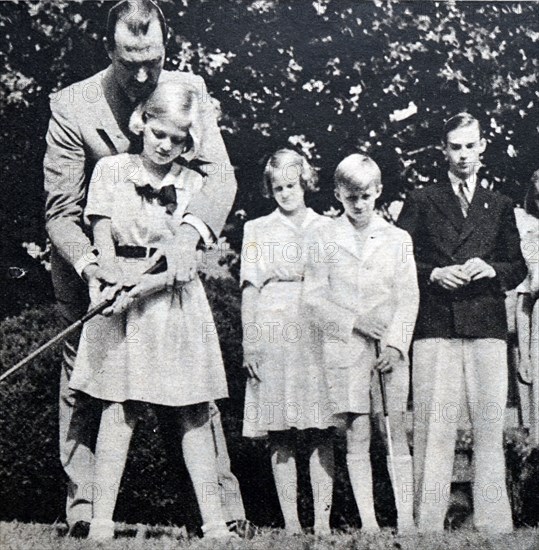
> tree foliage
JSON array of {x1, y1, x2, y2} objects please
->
[{"x1": 1, "y1": 0, "x2": 538, "y2": 274}]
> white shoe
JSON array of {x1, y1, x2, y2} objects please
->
[
  {"x1": 88, "y1": 518, "x2": 115, "y2": 541},
  {"x1": 201, "y1": 521, "x2": 240, "y2": 541}
]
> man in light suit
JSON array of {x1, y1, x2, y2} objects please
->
[
  {"x1": 398, "y1": 113, "x2": 526, "y2": 534},
  {"x1": 43, "y1": 0, "x2": 244, "y2": 536}
]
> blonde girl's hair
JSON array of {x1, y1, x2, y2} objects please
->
[
  {"x1": 262, "y1": 148, "x2": 319, "y2": 198},
  {"x1": 129, "y1": 80, "x2": 202, "y2": 159}
]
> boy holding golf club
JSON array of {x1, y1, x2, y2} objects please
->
[{"x1": 303, "y1": 154, "x2": 419, "y2": 533}]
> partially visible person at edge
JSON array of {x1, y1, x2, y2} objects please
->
[
  {"x1": 43, "y1": 0, "x2": 245, "y2": 538},
  {"x1": 397, "y1": 112, "x2": 527, "y2": 534},
  {"x1": 515, "y1": 169, "x2": 539, "y2": 448}
]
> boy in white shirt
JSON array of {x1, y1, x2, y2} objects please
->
[{"x1": 303, "y1": 154, "x2": 419, "y2": 532}]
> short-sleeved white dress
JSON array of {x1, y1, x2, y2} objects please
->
[
  {"x1": 240, "y1": 208, "x2": 337, "y2": 437},
  {"x1": 69, "y1": 154, "x2": 229, "y2": 407}
]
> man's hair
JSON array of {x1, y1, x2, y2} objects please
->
[
  {"x1": 106, "y1": 0, "x2": 167, "y2": 49},
  {"x1": 443, "y1": 112, "x2": 482, "y2": 143},
  {"x1": 525, "y1": 169, "x2": 539, "y2": 219},
  {"x1": 334, "y1": 154, "x2": 381, "y2": 190}
]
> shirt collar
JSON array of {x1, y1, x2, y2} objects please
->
[
  {"x1": 273, "y1": 207, "x2": 318, "y2": 230},
  {"x1": 338, "y1": 211, "x2": 386, "y2": 234},
  {"x1": 448, "y1": 169, "x2": 477, "y2": 199}
]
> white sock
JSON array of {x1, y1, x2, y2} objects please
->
[
  {"x1": 272, "y1": 444, "x2": 301, "y2": 533},
  {"x1": 387, "y1": 455, "x2": 416, "y2": 532},
  {"x1": 310, "y1": 442, "x2": 334, "y2": 535},
  {"x1": 346, "y1": 453, "x2": 379, "y2": 532}
]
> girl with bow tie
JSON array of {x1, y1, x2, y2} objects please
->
[{"x1": 69, "y1": 81, "x2": 232, "y2": 541}]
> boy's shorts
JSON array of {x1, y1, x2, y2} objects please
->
[{"x1": 370, "y1": 361, "x2": 409, "y2": 415}]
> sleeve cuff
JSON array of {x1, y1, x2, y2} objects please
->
[
  {"x1": 182, "y1": 214, "x2": 216, "y2": 248},
  {"x1": 74, "y1": 248, "x2": 99, "y2": 279}
]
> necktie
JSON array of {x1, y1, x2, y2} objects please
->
[{"x1": 456, "y1": 181, "x2": 470, "y2": 217}]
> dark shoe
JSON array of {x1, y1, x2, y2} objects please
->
[
  {"x1": 227, "y1": 519, "x2": 258, "y2": 539},
  {"x1": 68, "y1": 520, "x2": 90, "y2": 539}
]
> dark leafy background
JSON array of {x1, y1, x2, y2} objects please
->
[{"x1": 0, "y1": 0, "x2": 538, "y2": 528}]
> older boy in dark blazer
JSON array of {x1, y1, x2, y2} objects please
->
[{"x1": 398, "y1": 113, "x2": 526, "y2": 533}]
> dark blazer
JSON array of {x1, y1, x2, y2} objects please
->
[{"x1": 397, "y1": 180, "x2": 526, "y2": 340}]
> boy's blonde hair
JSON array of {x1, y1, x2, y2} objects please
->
[
  {"x1": 262, "y1": 149, "x2": 318, "y2": 198},
  {"x1": 129, "y1": 80, "x2": 202, "y2": 158},
  {"x1": 334, "y1": 154, "x2": 382, "y2": 190}
]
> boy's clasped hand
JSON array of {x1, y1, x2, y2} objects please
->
[{"x1": 430, "y1": 257, "x2": 496, "y2": 290}]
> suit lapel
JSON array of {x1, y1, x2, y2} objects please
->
[
  {"x1": 455, "y1": 185, "x2": 491, "y2": 248},
  {"x1": 95, "y1": 67, "x2": 133, "y2": 155},
  {"x1": 334, "y1": 216, "x2": 363, "y2": 261},
  {"x1": 427, "y1": 182, "x2": 465, "y2": 233},
  {"x1": 361, "y1": 216, "x2": 387, "y2": 264}
]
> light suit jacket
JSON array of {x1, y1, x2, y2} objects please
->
[
  {"x1": 303, "y1": 214, "x2": 419, "y2": 361},
  {"x1": 44, "y1": 66, "x2": 236, "y2": 318}
]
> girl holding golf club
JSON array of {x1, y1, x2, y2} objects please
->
[
  {"x1": 241, "y1": 149, "x2": 336, "y2": 535},
  {"x1": 69, "y1": 80, "x2": 232, "y2": 541}
]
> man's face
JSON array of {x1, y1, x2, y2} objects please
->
[
  {"x1": 108, "y1": 18, "x2": 165, "y2": 102},
  {"x1": 445, "y1": 122, "x2": 486, "y2": 180},
  {"x1": 335, "y1": 178, "x2": 381, "y2": 228}
]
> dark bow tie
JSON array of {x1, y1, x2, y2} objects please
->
[{"x1": 135, "y1": 183, "x2": 177, "y2": 211}]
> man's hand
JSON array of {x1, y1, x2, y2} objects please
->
[
  {"x1": 375, "y1": 345, "x2": 404, "y2": 374},
  {"x1": 353, "y1": 313, "x2": 388, "y2": 340},
  {"x1": 107, "y1": 272, "x2": 169, "y2": 315},
  {"x1": 242, "y1": 350, "x2": 262, "y2": 382},
  {"x1": 166, "y1": 224, "x2": 200, "y2": 289},
  {"x1": 83, "y1": 263, "x2": 123, "y2": 314},
  {"x1": 462, "y1": 258, "x2": 496, "y2": 281},
  {"x1": 430, "y1": 265, "x2": 471, "y2": 290}
]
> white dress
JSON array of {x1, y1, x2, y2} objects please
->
[
  {"x1": 240, "y1": 208, "x2": 337, "y2": 437},
  {"x1": 70, "y1": 154, "x2": 229, "y2": 407}
]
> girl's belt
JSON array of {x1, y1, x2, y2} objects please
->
[
  {"x1": 115, "y1": 245, "x2": 158, "y2": 259},
  {"x1": 263, "y1": 275, "x2": 304, "y2": 285}
]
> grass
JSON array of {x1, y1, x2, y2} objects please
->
[{"x1": 0, "y1": 522, "x2": 537, "y2": 550}]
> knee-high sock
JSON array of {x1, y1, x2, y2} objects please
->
[
  {"x1": 181, "y1": 405, "x2": 226, "y2": 531},
  {"x1": 92, "y1": 403, "x2": 135, "y2": 523},
  {"x1": 309, "y1": 441, "x2": 334, "y2": 534},
  {"x1": 346, "y1": 453, "x2": 379, "y2": 532},
  {"x1": 271, "y1": 442, "x2": 301, "y2": 533},
  {"x1": 387, "y1": 455, "x2": 415, "y2": 532}
]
